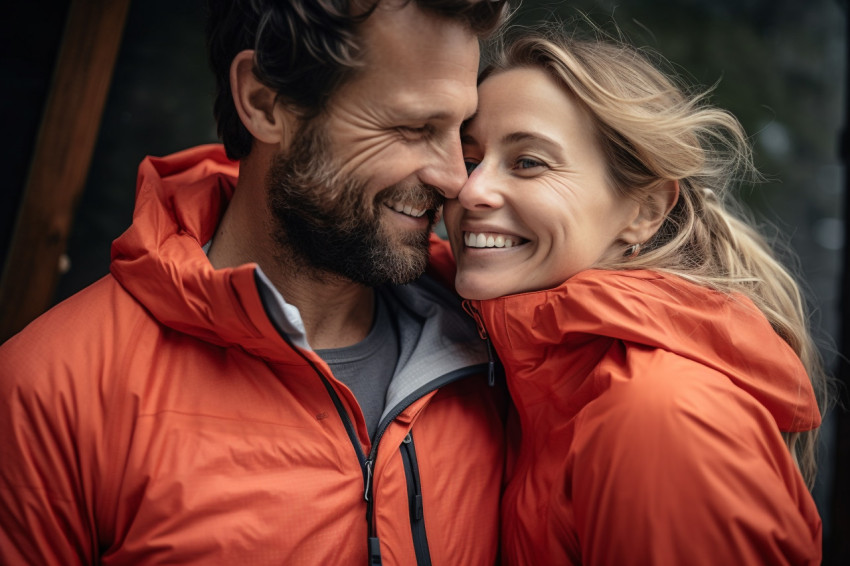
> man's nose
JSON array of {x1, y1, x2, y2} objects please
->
[{"x1": 419, "y1": 134, "x2": 468, "y2": 200}]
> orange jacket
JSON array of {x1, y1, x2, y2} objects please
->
[
  {"x1": 466, "y1": 269, "x2": 822, "y2": 565},
  {"x1": 0, "y1": 145, "x2": 505, "y2": 565}
]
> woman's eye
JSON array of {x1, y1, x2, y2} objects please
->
[
  {"x1": 464, "y1": 160, "x2": 479, "y2": 176},
  {"x1": 516, "y1": 157, "x2": 544, "y2": 170}
]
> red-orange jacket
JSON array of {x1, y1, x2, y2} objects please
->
[
  {"x1": 466, "y1": 269, "x2": 822, "y2": 565},
  {"x1": 0, "y1": 145, "x2": 505, "y2": 565}
]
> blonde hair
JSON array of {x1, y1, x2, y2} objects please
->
[{"x1": 484, "y1": 29, "x2": 829, "y2": 487}]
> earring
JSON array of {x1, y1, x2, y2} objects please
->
[{"x1": 624, "y1": 243, "x2": 641, "y2": 258}]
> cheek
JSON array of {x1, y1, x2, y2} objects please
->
[{"x1": 336, "y1": 134, "x2": 415, "y2": 185}]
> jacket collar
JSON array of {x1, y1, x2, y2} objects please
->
[{"x1": 469, "y1": 269, "x2": 821, "y2": 432}]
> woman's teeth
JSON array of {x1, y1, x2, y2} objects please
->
[{"x1": 464, "y1": 232, "x2": 522, "y2": 248}]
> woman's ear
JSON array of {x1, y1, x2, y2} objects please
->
[
  {"x1": 620, "y1": 180, "x2": 680, "y2": 244},
  {"x1": 230, "y1": 50, "x2": 296, "y2": 147}
]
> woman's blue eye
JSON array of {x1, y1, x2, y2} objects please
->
[
  {"x1": 517, "y1": 158, "x2": 543, "y2": 169},
  {"x1": 464, "y1": 161, "x2": 479, "y2": 175}
]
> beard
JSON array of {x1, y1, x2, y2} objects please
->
[{"x1": 266, "y1": 119, "x2": 444, "y2": 286}]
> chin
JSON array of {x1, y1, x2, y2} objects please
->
[{"x1": 455, "y1": 277, "x2": 504, "y2": 301}]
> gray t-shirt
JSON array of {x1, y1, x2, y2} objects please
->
[{"x1": 316, "y1": 290, "x2": 399, "y2": 441}]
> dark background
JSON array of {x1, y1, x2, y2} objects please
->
[{"x1": 1, "y1": 0, "x2": 847, "y2": 562}]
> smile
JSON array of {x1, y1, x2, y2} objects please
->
[
  {"x1": 464, "y1": 232, "x2": 525, "y2": 249},
  {"x1": 387, "y1": 200, "x2": 427, "y2": 218}
]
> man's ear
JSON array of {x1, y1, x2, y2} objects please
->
[
  {"x1": 230, "y1": 50, "x2": 295, "y2": 146},
  {"x1": 620, "y1": 180, "x2": 680, "y2": 245}
]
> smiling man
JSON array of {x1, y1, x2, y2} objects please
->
[{"x1": 0, "y1": 1, "x2": 508, "y2": 564}]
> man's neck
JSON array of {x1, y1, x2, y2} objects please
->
[
  {"x1": 207, "y1": 155, "x2": 376, "y2": 350},
  {"x1": 278, "y1": 276, "x2": 375, "y2": 349}
]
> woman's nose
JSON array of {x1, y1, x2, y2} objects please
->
[{"x1": 457, "y1": 162, "x2": 504, "y2": 210}]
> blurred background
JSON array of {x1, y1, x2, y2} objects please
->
[{"x1": 0, "y1": 0, "x2": 847, "y2": 562}]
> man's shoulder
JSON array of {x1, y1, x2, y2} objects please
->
[{"x1": 0, "y1": 274, "x2": 154, "y2": 379}]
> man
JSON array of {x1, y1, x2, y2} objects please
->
[{"x1": 0, "y1": 1, "x2": 508, "y2": 564}]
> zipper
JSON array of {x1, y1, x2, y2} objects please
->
[
  {"x1": 401, "y1": 432, "x2": 431, "y2": 565},
  {"x1": 463, "y1": 301, "x2": 496, "y2": 386},
  {"x1": 314, "y1": 372, "x2": 379, "y2": 564},
  {"x1": 257, "y1": 279, "x2": 487, "y2": 565},
  {"x1": 359, "y1": 368, "x2": 481, "y2": 563},
  {"x1": 317, "y1": 363, "x2": 487, "y2": 565},
  {"x1": 255, "y1": 272, "x2": 381, "y2": 562}
]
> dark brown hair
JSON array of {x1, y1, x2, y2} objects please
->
[{"x1": 207, "y1": 0, "x2": 509, "y2": 160}]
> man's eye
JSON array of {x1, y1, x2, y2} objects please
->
[
  {"x1": 464, "y1": 160, "x2": 479, "y2": 175},
  {"x1": 398, "y1": 125, "x2": 431, "y2": 137}
]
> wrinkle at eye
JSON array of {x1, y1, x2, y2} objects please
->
[
  {"x1": 336, "y1": 134, "x2": 407, "y2": 176},
  {"x1": 429, "y1": 130, "x2": 461, "y2": 159}
]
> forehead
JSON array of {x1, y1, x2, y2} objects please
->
[
  {"x1": 362, "y1": 2, "x2": 479, "y2": 67},
  {"x1": 351, "y1": 2, "x2": 480, "y2": 114},
  {"x1": 469, "y1": 67, "x2": 596, "y2": 142}
]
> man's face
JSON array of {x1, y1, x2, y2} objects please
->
[{"x1": 267, "y1": 1, "x2": 480, "y2": 286}]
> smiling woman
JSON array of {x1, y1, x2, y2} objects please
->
[
  {"x1": 447, "y1": 66, "x2": 667, "y2": 300},
  {"x1": 444, "y1": 29, "x2": 830, "y2": 565}
]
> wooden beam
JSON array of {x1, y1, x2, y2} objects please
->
[{"x1": 0, "y1": 0, "x2": 131, "y2": 342}]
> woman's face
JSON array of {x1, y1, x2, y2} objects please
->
[{"x1": 444, "y1": 67, "x2": 641, "y2": 300}]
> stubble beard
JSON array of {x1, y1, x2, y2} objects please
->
[{"x1": 266, "y1": 119, "x2": 444, "y2": 287}]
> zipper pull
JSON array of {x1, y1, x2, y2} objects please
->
[
  {"x1": 368, "y1": 536, "x2": 382, "y2": 565},
  {"x1": 364, "y1": 459, "x2": 374, "y2": 502},
  {"x1": 364, "y1": 458, "x2": 382, "y2": 564},
  {"x1": 485, "y1": 337, "x2": 495, "y2": 387}
]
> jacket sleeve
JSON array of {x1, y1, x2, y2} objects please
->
[
  {"x1": 0, "y1": 336, "x2": 94, "y2": 565},
  {"x1": 564, "y1": 353, "x2": 822, "y2": 566}
]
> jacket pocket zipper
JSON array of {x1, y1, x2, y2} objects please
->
[{"x1": 401, "y1": 431, "x2": 432, "y2": 565}]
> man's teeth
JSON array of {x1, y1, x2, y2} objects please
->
[
  {"x1": 464, "y1": 232, "x2": 521, "y2": 249},
  {"x1": 390, "y1": 201, "x2": 426, "y2": 218}
]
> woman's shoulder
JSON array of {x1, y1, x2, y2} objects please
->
[{"x1": 577, "y1": 347, "x2": 787, "y2": 455}]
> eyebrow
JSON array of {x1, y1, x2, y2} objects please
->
[
  {"x1": 461, "y1": 130, "x2": 564, "y2": 155},
  {"x1": 421, "y1": 111, "x2": 451, "y2": 121},
  {"x1": 411, "y1": 110, "x2": 476, "y2": 124},
  {"x1": 501, "y1": 131, "x2": 561, "y2": 151}
]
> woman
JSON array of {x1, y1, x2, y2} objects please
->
[{"x1": 443, "y1": 31, "x2": 828, "y2": 565}]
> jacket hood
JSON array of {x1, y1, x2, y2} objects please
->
[
  {"x1": 110, "y1": 144, "x2": 477, "y2": 371},
  {"x1": 110, "y1": 145, "x2": 287, "y2": 355},
  {"x1": 469, "y1": 269, "x2": 820, "y2": 432}
]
